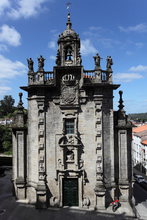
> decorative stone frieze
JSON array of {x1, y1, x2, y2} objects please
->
[
  {"x1": 36, "y1": 99, "x2": 47, "y2": 208},
  {"x1": 58, "y1": 133, "x2": 83, "y2": 171},
  {"x1": 94, "y1": 100, "x2": 106, "y2": 210}
]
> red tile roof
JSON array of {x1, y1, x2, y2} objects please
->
[
  {"x1": 133, "y1": 124, "x2": 147, "y2": 133},
  {"x1": 142, "y1": 140, "x2": 147, "y2": 145}
]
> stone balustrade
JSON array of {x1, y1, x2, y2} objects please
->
[
  {"x1": 83, "y1": 69, "x2": 112, "y2": 83},
  {"x1": 28, "y1": 71, "x2": 54, "y2": 85}
]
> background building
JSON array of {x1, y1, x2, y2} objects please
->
[
  {"x1": 12, "y1": 13, "x2": 132, "y2": 211},
  {"x1": 132, "y1": 124, "x2": 147, "y2": 175}
]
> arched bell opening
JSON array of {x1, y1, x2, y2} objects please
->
[{"x1": 65, "y1": 46, "x2": 73, "y2": 61}]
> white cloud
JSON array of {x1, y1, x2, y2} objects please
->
[
  {"x1": 49, "y1": 55, "x2": 56, "y2": 60},
  {"x1": 7, "y1": 0, "x2": 49, "y2": 19},
  {"x1": 129, "y1": 65, "x2": 147, "y2": 72},
  {"x1": 0, "y1": 25, "x2": 21, "y2": 47},
  {"x1": 89, "y1": 26, "x2": 103, "y2": 32},
  {"x1": 0, "y1": 0, "x2": 10, "y2": 16},
  {"x1": 114, "y1": 73, "x2": 143, "y2": 82},
  {"x1": 0, "y1": 86, "x2": 11, "y2": 96},
  {"x1": 83, "y1": 26, "x2": 106, "y2": 38},
  {"x1": 0, "y1": 55, "x2": 26, "y2": 79},
  {"x1": 126, "y1": 51, "x2": 133, "y2": 56},
  {"x1": 100, "y1": 38, "x2": 121, "y2": 48},
  {"x1": 135, "y1": 42, "x2": 144, "y2": 48},
  {"x1": 81, "y1": 39, "x2": 97, "y2": 56},
  {"x1": 119, "y1": 23, "x2": 147, "y2": 33},
  {"x1": 48, "y1": 41, "x2": 56, "y2": 49}
]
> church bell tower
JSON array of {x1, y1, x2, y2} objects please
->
[{"x1": 56, "y1": 13, "x2": 82, "y2": 67}]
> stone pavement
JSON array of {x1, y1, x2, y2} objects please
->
[
  {"x1": 132, "y1": 168, "x2": 147, "y2": 219},
  {"x1": 0, "y1": 200, "x2": 137, "y2": 220},
  {"x1": 132, "y1": 183, "x2": 147, "y2": 220},
  {"x1": 0, "y1": 168, "x2": 137, "y2": 220},
  {"x1": 135, "y1": 203, "x2": 147, "y2": 220}
]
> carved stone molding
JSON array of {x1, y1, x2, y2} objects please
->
[
  {"x1": 58, "y1": 134, "x2": 81, "y2": 147},
  {"x1": 37, "y1": 100, "x2": 46, "y2": 184},
  {"x1": 94, "y1": 101, "x2": 105, "y2": 191}
]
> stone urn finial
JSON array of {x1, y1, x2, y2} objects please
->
[{"x1": 118, "y1": 90, "x2": 124, "y2": 111}]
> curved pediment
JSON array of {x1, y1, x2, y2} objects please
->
[{"x1": 58, "y1": 134, "x2": 82, "y2": 146}]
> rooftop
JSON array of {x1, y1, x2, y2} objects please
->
[
  {"x1": 142, "y1": 140, "x2": 147, "y2": 145},
  {"x1": 133, "y1": 124, "x2": 147, "y2": 133},
  {"x1": 133, "y1": 124, "x2": 147, "y2": 144}
]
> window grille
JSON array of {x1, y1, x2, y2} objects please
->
[{"x1": 65, "y1": 119, "x2": 74, "y2": 134}]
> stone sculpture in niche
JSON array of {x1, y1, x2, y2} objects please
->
[
  {"x1": 66, "y1": 150, "x2": 74, "y2": 161},
  {"x1": 83, "y1": 197, "x2": 90, "y2": 208},
  {"x1": 67, "y1": 135, "x2": 75, "y2": 144}
]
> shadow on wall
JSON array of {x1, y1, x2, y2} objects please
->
[
  {"x1": 133, "y1": 182, "x2": 147, "y2": 206},
  {"x1": 0, "y1": 156, "x2": 12, "y2": 166}
]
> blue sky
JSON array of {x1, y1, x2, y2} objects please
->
[{"x1": 0, "y1": 0, "x2": 147, "y2": 113}]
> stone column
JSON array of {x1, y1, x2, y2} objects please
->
[
  {"x1": 12, "y1": 93, "x2": 27, "y2": 201},
  {"x1": 115, "y1": 91, "x2": 132, "y2": 202},
  {"x1": 15, "y1": 130, "x2": 26, "y2": 199},
  {"x1": 117, "y1": 128, "x2": 132, "y2": 202}
]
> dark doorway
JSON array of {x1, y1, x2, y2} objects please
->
[{"x1": 63, "y1": 178, "x2": 79, "y2": 206}]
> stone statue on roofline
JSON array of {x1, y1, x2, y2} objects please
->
[
  {"x1": 27, "y1": 58, "x2": 34, "y2": 72},
  {"x1": 38, "y1": 55, "x2": 45, "y2": 71},
  {"x1": 106, "y1": 56, "x2": 113, "y2": 70},
  {"x1": 93, "y1": 53, "x2": 101, "y2": 69}
]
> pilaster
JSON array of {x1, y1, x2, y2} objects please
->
[
  {"x1": 36, "y1": 98, "x2": 47, "y2": 208},
  {"x1": 94, "y1": 98, "x2": 106, "y2": 210},
  {"x1": 114, "y1": 91, "x2": 132, "y2": 202},
  {"x1": 12, "y1": 93, "x2": 27, "y2": 200}
]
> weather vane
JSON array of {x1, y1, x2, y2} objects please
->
[{"x1": 66, "y1": 1, "x2": 71, "y2": 13}]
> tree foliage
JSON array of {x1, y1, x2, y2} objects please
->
[
  {"x1": 0, "y1": 95, "x2": 16, "y2": 154},
  {"x1": 0, "y1": 95, "x2": 15, "y2": 118},
  {"x1": 0, "y1": 125, "x2": 12, "y2": 153},
  {"x1": 128, "y1": 113, "x2": 147, "y2": 122}
]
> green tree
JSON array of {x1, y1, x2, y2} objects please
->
[
  {"x1": 0, "y1": 125, "x2": 12, "y2": 154},
  {"x1": 0, "y1": 95, "x2": 15, "y2": 117},
  {"x1": 2, "y1": 127, "x2": 12, "y2": 152},
  {"x1": 0, "y1": 125, "x2": 4, "y2": 152}
]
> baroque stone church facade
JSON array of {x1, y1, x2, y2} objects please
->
[{"x1": 12, "y1": 13, "x2": 132, "y2": 210}]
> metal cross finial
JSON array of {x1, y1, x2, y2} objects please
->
[{"x1": 66, "y1": 1, "x2": 71, "y2": 12}]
